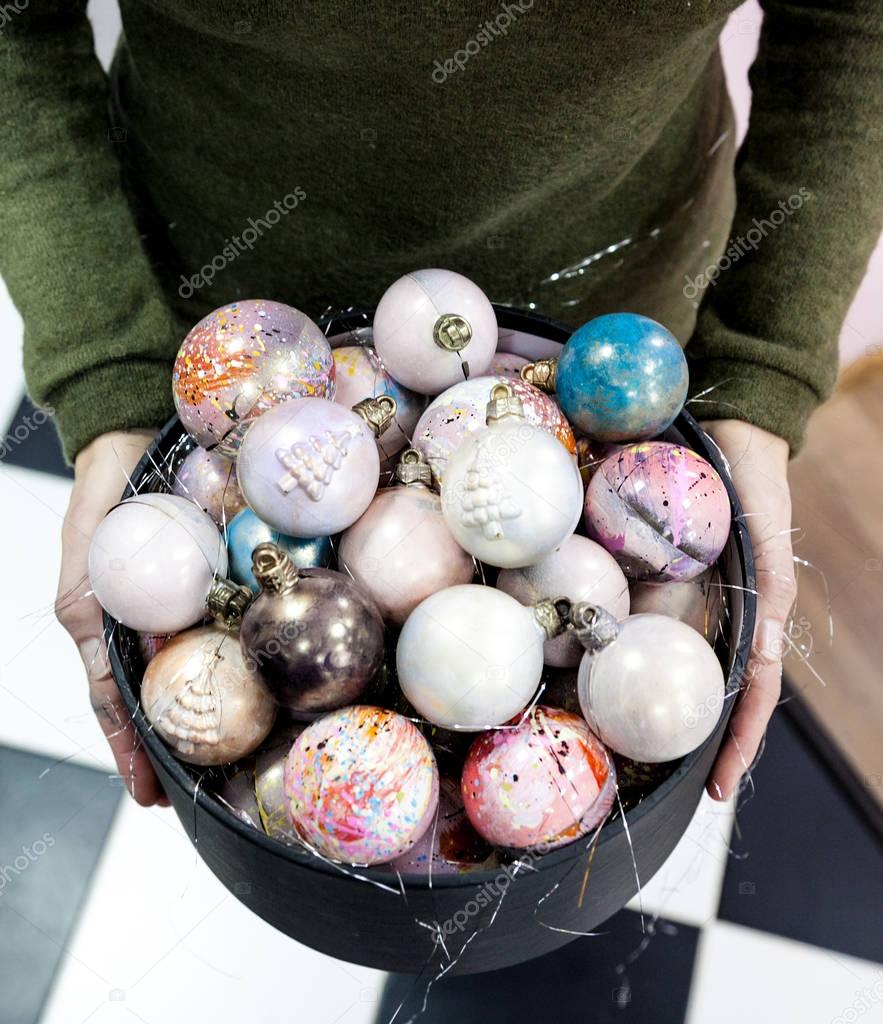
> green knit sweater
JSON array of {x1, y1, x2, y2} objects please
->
[{"x1": 1, "y1": 1, "x2": 881, "y2": 459}]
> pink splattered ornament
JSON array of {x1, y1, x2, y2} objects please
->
[
  {"x1": 172, "y1": 446, "x2": 246, "y2": 527},
  {"x1": 488, "y1": 351, "x2": 529, "y2": 381},
  {"x1": 284, "y1": 707, "x2": 439, "y2": 865},
  {"x1": 462, "y1": 707, "x2": 615, "y2": 850},
  {"x1": 584, "y1": 442, "x2": 731, "y2": 582},
  {"x1": 173, "y1": 300, "x2": 334, "y2": 456}
]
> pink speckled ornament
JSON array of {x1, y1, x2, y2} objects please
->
[
  {"x1": 332, "y1": 345, "x2": 426, "y2": 460},
  {"x1": 413, "y1": 375, "x2": 576, "y2": 485},
  {"x1": 497, "y1": 535, "x2": 630, "y2": 667},
  {"x1": 373, "y1": 269, "x2": 498, "y2": 395},
  {"x1": 236, "y1": 397, "x2": 382, "y2": 536},
  {"x1": 462, "y1": 707, "x2": 615, "y2": 850},
  {"x1": 339, "y1": 451, "x2": 474, "y2": 626},
  {"x1": 172, "y1": 447, "x2": 246, "y2": 527},
  {"x1": 284, "y1": 707, "x2": 439, "y2": 865},
  {"x1": 173, "y1": 300, "x2": 334, "y2": 456},
  {"x1": 584, "y1": 442, "x2": 731, "y2": 582},
  {"x1": 488, "y1": 351, "x2": 529, "y2": 381},
  {"x1": 388, "y1": 777, "x2": 500, "y2": 875}
]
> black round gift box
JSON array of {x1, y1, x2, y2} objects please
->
[{"x1": 107, "y1": 306, "x2": 755, "y2": 976}]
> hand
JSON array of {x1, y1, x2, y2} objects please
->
[
  {"x1": 700, "y1": 419, "x2": 796, "y2": 802},
  {"x1": 55, "y1": 429, "x2": 168, "y2": 806}
]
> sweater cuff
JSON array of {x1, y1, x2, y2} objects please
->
[
  {"x1": 44, "y1": 359, "x2": 175, "y2": 464},
  {"x1": 686, "y1": 355, "x2": 821, "y2": 456}
]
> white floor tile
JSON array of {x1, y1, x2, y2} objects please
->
[
  {"x1": 625, "y1": 792, "x2": 735, "y2": 929},
  {"x1": 41, "y1": 798, "x2": 386, "y2": 1024},
  {"x1": 686, "y1": 920, "x2": 883, "y2": 1024}
]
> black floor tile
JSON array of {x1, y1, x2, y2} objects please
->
[
  {"x1": 0, "y1": 745, "x2": 122, "y2": 1024},
  {"x1": 1, "y1": 395, "x2": 72, "y2": 478},
  {"x1": 375, "y1": 909, "x2": 699, "y2": 1024},
  {"x1": 719, "y1": 709, "x2": 883, "y2": 964}
]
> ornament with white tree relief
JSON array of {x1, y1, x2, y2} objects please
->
[
  {"x1": 237, "y1": 395, "x2": 397, "y2": 535},
  {"x1": 441, "y1": 383, "x2": 583, "y2": 568}
]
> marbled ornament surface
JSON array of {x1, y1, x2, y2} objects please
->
[
  {"x1": 413, "y1": 375, "x2": 576, "y2": 485},
  {"x1": 584, "y1": 442, "x2": 731, "y2": 582},
  {"x1": 141, "y1": 626, "x2": 276, "y2": 766},
  {"x1": 332, "y1": 345, "x2": 426, "y2": 460},
  {"x1": 237, "y1": 396, "x2": 381, "y2": 536},
  {"x1": 284, "y1": 706, "x2": 439, "y2": 864},
  {"x1": 629, "y1": 567, "x2": 723, "y2": 641},
  {"x1": 461, "y1": 706, "x2": 615, "y2": 850},
  {"x1": 226, "y1": 507, "x2": 332, "y2": 593},
  {"x1": 89, "y1": 493, "x2": 227, "y2": 634},
  {"x1": 387, "y1": 777, "x2": 499, "y2": 875},
  {"x1": 373, "y1": 269, "x2": 498, "y2": 395},
  {"x1": 497, "y1": 535, "x2": 630, "y2": 667},
  {"x1": 488, "y1": 351, "x2": 529, "y2": 381},
  {"x1": 556, "y1": 313, "x2": 688, "y2": 441},
  {"x1": 397, "y1": 585, "x2": 545, "y2": 730},
  {"x1": 577, "y1": 613, "x2": 726, "y2": 762},
  {"x1": 173, "y1": 300, "x2": 334, "y2": 456},
  {"x1": 172, "y1": 446, "x2": 246, "y2": 527},
  {"x1": 339, "y1": 484, "x2": 474, "y2": 626}
]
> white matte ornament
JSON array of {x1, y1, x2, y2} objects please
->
[
  {"x1": 373, "y1": 269, "x2": 498, "y2": 394},
  {"x1": 577, "y1": 613, "x2": 726, "y2": 762},
  {"x1": 88, "y1": 493, "x2": 227, "y2": 633},
  {"x1": 440, "y1": 386, "x2": 583, "y2": 568},
  {"x1": 236, "y1": 397, "x2": 381, "y2": 536},
  {"x1": 397, "y1": 585, "x2": 544, "y2": 730}
]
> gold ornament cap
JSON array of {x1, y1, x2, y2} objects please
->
[
  {"x1": 433, "y1": 313, "x2": 472, "y2": 352},
  {"x1": 485, "y1": 382, "x2": 525, "y2": 424},
  {"x1": 251, "y1": 542, "x2": 301, "y2": 594},
  {"x1": 352, "y1": 394, "x2": 397, "y2": 438},
  {"x1": 520, "y1": 358, "x2": 558, "y2": 394},
  {"x1": 395, "y1": 448, "x2": 433, "y2": 488},
  {"x1": 206, "y1": 577, "x2": 254, "y2": 628}
]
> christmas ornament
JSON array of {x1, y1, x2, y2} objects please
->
[
  {"x1": 171, "y1": 446, "x2": 246, "y2": 527},
  {"x1": 396, "y1": 584, "x2": 548, "y2": 730},
  {"x1": 373, "y1": 269, "x2": 498, "y2": 394},
  {"x1": 141, "y1": 625, "x2": 276, "y2": 766},
  {"x1": 440, "y1": 383, "x2": 583, "y2": 568},
  {"x1": 218, "y1": 764, "x2": 263, "y2": 831},
  {"x1": 584, "y1": 442, "x2": 731, "y2": 582},
  {"x1": 284, "y1": 706, "x2": 439, "y2": 865},
  {"x1": 332, "y1": 345, "x2": 426, "y2": 460},
  {"x1": 238, "y1": 544, "x2": 384, "y2": 716},
  {"x1": 496, "y1": 535, "x2": 630, "y2": 667},
  {"x1": 629, "y1": 567, "x2": 722, "y2": 642},
  {"x1": 339, "y1": 449, "x2": 474, "y2": 626},
  {"x1": 225, "y1": 507, "x2": 332, "y2": 593},
  {"x1": 138, "y1": 633, "x2": 171, "y2": 665},
  {"x1": 89, "y1": 493, "x2": 227, "y2": 634},
  {"x1": 461, "y1": 706, "x2": 615, "y2": 850},
  {"x1": 236, "y1": 394, "x2": 396, "y2": 536},
  {"x1": 254, "y1": 721, "x2": 306, "y2": 842},
  {"x1": 521, "y1": 312, "x2": 688, "y2": 441},
  {"x1": 388, "y1": 776, "x2": 499, "y2": 875},
  {"x1": 489, "y1": 351, "x2": 529, "y2": 381},
  {"x1": 574, "y1": 608, "x2": 726, "y2": 762},
  {"x1": 173, "y1": 299, "x2": 334, "y2": 456},
  {"x1": 413, "y1": 374, "x2": 576, "y2": 485}
]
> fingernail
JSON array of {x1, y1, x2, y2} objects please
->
[{"x1": 757, "y1": 619, "x2": 784, "y2": 662}]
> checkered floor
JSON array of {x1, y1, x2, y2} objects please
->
[{"x1": 1, "y1": 280, "x2": 880, "y2": 1024}]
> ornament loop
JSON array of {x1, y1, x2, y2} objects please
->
[
  {"x1": 532, "y1": 596, "x2": 574, "y2": 640},
  {"x1": 433, "y1": 313, "x2": 472, "y2": 352},
  {"x1": 520, "y1": 358, "x2": 558, "y2": 394},
  {"x1": 251, "y1": 542, "x2": 301, "y2": 594},
  {"x1": 395, "y1": 447, "x2": 433, "y2": 488},
  {"x1": 352, "y1": 395, "x2": 398, "y2": 438},
  {"x1": 568, "y1": 601, "x2": 620, "y2": 651},
  {"x1": 205, "y1": 576, "x2": 254, "y2": 628},
  {"x1": 485, "y1": 381, "x2": 525, "y2": 424}
]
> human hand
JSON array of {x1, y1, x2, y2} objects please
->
[
  {"x1": 700, "y1": 419, "x2": 796, "y2": 801},
  {"x1": 55, "y1": 429, "x2": 168, "y2": 806}
]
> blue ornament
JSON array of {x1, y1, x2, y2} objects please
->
[
  {"x1": 226, "y1": 508, "x2": 333, "y2": 592},
  {"x1": 555, "y1": 313, "x2": 688, "y2": 441}
]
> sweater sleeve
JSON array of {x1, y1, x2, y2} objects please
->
[
  {"x1": 686, "y1": 0, "x2": 883, "y2": 453},
  {"x1": 0, "y1": 2, "x2": 179, "y2": 462}
]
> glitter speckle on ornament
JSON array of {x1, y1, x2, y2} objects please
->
[
  {"x1": 284, "y1": 706, "x2": 439, "y2": 865},
  {"x1": 171, "y1": 446, "x2": 246, "y2": 527},
  {"x1": 172, "y1": 300, "x2": 334, "y2": 456},
  {"x1": 584, "y1": 442, "x2": 731, "y2": 582},
  {"x1": 461, "y1": 706, "x2": 615, "y2": 850}
]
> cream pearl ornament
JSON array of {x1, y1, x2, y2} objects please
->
[
  {"x1": 339, "y1": 449, "x2": 475, "y2": 626},
  {"x1": 89, "y1": 493, "x2": 228, "y2": 634},
  {"x1": 397, "y1": 584, "x2": 563, "y2": 731},
  {"x1": 574, "y1": 607, "x2": 726, "y2": 762},
  {"x1": 440, "y1": 383, "x2": 583, "y2": 568},
  {"x1": 372, "y1": 269, "x2": 498, "y2": 394},
  {"x1": 236, "y1": 394, "x2": 397, "y2": 536}
]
